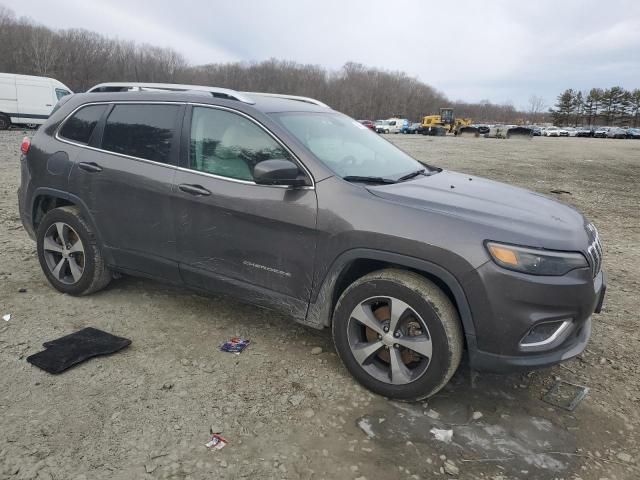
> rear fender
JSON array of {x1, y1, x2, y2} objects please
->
[{"x1": 30, "y1": 187, "x2": 112, "y2": 264}]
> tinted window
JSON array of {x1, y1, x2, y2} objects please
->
[
  {"x1": 190, "y1": 107, "x2": 293, "y2": 181},
  {"x1": 55, "y1": 88, "x2": 71, "y2": 100},
  {"x1": 59, "y1": 105, "x2": 107, "y2": 144},
  {"x1": 102, "y1": 104, "x2": 180, "y2": 164}
]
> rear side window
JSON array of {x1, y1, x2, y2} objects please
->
[
  {"x1": 59, "y1": 105, "x2": 107, "y2": 145},
  {"x1": 101, "y1": 104, "x2": 180, "y2": 164}
]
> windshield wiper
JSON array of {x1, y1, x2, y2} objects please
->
[
  {"x1": 343, "y1": 175, "x2": 397, "y2": 184},
  {"x1": 397, "y1": 169, "x2": 426, "y2": 182}
]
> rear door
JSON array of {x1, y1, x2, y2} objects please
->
[
  {"x1": 16, "y1": 79, "x2": 54, "y2": 121},
  {"x1": 67, "y1": 102, "x2": 184, "y2": 281},
  {"x1": 0, "y1": 76, "x2": 17, "y2": 120},
  {"x1": 173, "y1": 105, "x2": 318, "y2": 318}
]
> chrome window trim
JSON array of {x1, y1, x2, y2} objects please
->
[{"x1": 54, "y1": 100, "x2": 315, "y2": 190}]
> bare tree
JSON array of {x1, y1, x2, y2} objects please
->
[{"x1": 528, "y1": 95, "x2": 545, "y2": 123}]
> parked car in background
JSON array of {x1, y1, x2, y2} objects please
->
[
  {"x1": 358, "y1": 120, "x2": 376, "y2": 131},
  {"x1": 576, "y1": 127, "x2": 594, "y2": 137},
  {"x1": 564, "y1": 127, "x2": 578, "y2": 137},
  {"x1": 475, "y1": 125, "x2": 490, "y2": 135},
  {"x1": 403, "y1": 122, "x2": 422, "y2": 134},
  {"x1": 389, "y1": 118, "x2": 409, "y2": 134},
  {"x1": 18, "y1": 88, "x2": 606, "y2": 401},
  {"x1": 626, "y1": 128, "x2": 640, "y2": 139},
  {"x1": 375, "y1": 120, "x2": 391, "y2": 133},
  {"x1": 558, "y1": 128, "x2": 569, "y2": 137},
  {"x1": 593, "y1": 127, "x2": 609, "y2": 138},
  {"x1": 531, "y1": 126, "x2": 542, "y2": 136},
  {"x1": 0, "y1": 73, "x2": 72, "y2": 129},
  {"x1": 606, "y1": 127, "x2": 627, "y2": 139},
  {"x1": 543, "y1": 126, "x2": 560, "y2": 137}
]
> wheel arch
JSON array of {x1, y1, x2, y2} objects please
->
[
  {"x1": 304, "y1": 249, "x2": 476, "y2": 340},
  {"x1": 31, "y1": 188, "x2": 109, "y2": 261}
]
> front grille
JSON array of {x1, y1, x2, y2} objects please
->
[{"x1": 585, "y1": 223, "x2": 603, "y2": 278}]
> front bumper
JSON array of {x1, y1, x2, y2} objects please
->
[{"x1": 463, "y1": 261, "x2": 605, "y2": 372}]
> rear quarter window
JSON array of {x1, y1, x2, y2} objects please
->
[
  {"x1": 101, "y1": 104, "x2": 180, "y2": 164},
  {"x1": 59, "y1": 104, "x2": 108, "y2": 144}
]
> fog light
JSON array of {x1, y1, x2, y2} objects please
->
[{"x1": 520, "y1": 320, "x2": 572, "y2": 348}]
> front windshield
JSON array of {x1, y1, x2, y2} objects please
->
[{"x1": 272, "y1": 112, "x2": 427, "y2": 179}]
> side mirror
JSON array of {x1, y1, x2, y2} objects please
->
[{"x1": 254, "y1": 159, "x2": 309, "y2": 187}]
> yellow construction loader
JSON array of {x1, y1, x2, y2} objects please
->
[{"x1": 420, "y1": 108, "x2": 472, "y2": 135}]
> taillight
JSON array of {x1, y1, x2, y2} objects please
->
[{"x1": 21, "y1": 137, "x2": 30, "y2": 155}]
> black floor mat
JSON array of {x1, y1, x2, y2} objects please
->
[{"x1": 27, "y1": 327, "x2": 131, "y2": 374}]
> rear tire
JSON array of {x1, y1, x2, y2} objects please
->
[
  {"x1": 332, "y1": 269, "x2": 463, "y2": 401},
  {"x1": 36, "y1": 206, "x2": 112, "y2": 296},
  {"x1": 0, "y1": 113, "x2": 10, "y2": 130}
]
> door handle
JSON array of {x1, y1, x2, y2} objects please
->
[
  {"x1": 179, "y1": 183, "x2": 211, "y2": 196},
  {"x1": 78, "y1": 162, "x2": 103, "y2": 173}
]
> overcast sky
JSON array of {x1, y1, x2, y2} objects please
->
[{"x1": 6, "y1": 0, "x2": 640, "y2": 108}]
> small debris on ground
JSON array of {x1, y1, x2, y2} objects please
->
[
  {"x1": 616, "y1": 452, "x2": 634, "y2": 463},
  {"x1": 18, "y1": 288, "x2": 27, "y2": 293},
  {"x1": 288, "y1": 393, "x2": 305, "y2": 406},
  {"x1": 311, "y1": 346, "x2": 323, "y2": 355},
  {"x1": 3, "y1": 314, "x2": 10, "y2": 321},
  {"x1": 430, "y1": 428, "x2": 453, "y2": 443},
  {"x1": 205, "y1": 433, "x2": 227, "y2": 451},
  {"x1": 542, "y1": 380, "x2": 589, "y2": 411},
  {"x1": 444, "y1": 460, "x2": 459, "y2": 476},
  {"x1": 357, "y1": 417, "x2": 376, "y2": 439},
  {"x1": 220, "y1": 337, "x2": 251, "y2": 354},
  {"x1": 550, "y1": 189, "x2": 572, "y2": 195},
  {"x1": 161, "y1": 382, "x2": 173, "y2": 390}
]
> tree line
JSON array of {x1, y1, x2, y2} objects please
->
[
  {"x1": 550, "y1": 87, "x2": 640, "y2": 128},
  {"x1": 4, "y1": 7, "x2": 636, "y2": 127},
  {"x1": 0, "y1": 6, "x2": 532, "y2": 123}
]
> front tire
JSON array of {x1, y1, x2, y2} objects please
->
[
  {"x1": 36, "y1": 206, "x2": 112, "y2": 295},
  {"x1": 332, "y1": 269, "x2": 463, "y2": 401}
]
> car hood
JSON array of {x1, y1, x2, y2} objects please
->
[{"x1": 367, "y1": 170, "x2": 591, "y2": 250}]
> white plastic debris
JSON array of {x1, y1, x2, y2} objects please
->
[
  {"x1": 430, "y1": 427, "x2": 453, "y2": 443},
  {"x1": 357, "y1": 417, "x2": 376, "y2": 439},
  {"x1": 2, "y1": 314, "x2": 10, "y2": 322}
]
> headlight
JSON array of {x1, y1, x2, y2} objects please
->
[{"x1": 486, "y1": 242, "x2": 588, "y2": 276}]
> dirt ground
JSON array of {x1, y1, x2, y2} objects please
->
[{"x1": 1, "y1": 130, "x2": 639, "y2": 480}]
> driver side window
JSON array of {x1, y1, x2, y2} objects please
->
[{"x1": 190, "y1": 107, "x2": 293, "y2": 181}]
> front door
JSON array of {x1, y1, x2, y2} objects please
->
[
  {"x1": 173, "y1": 105, "x2": 318, "y2": 318},
  {"x1": 68, "y1": 102, "x2": 184, "y2": 281}
]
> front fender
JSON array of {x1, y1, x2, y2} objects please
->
[{"x1": 303, "y1": 248, "x2": 476, "y2": 342}]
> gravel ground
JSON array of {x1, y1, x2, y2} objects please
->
[{"x1": 1, "y1": 129, "x2": 639, "y2": 480}]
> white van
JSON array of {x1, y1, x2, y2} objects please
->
[
  {"x1": 0, "y1": 73, "x2": 72, "y2": 129},
  {"x1": 386, "y1": 118, "x2": 409, "y2": 134}
]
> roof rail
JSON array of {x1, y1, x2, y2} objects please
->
[
  {"x1": 244, "y1": 92, "x2": 329, "y2": 108},
  {"x1": 86, "y1": 83, "x2": 330, "y2": 108},
  {"x1": 86, "y1": 82, "x2": 255, "y2": 104}
]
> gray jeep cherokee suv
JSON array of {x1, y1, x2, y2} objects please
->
[{"x1": 18, "y1": 88, "x2": 606, "y2": 400}]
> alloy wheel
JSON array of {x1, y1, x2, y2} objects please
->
[
  {"x1": 347, "y1": 296, "x2": 432, "y2": 385},
  {"x1": 42, "y1": 222, "x2": 85, "y2": 285}
]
